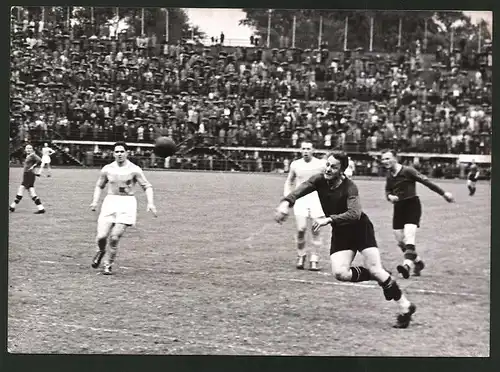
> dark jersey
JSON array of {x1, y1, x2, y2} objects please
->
[
  {"x1": 385, "y1": 165, "x2": 445, "y2": 201},
  {"x1": 283, "y1": 174, "x2": 363, "y2": 226},
  {"x1": 23, "y1": 153, "x2": 42, "y2": 173},
  {"x1": 467, "y1": 171, "x2": 480, "y2": 182}
]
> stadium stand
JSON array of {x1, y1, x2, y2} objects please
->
[{"x1": 9, "y1": 12, "x2": 492, "y2": 179}]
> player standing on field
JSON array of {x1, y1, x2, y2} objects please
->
[
  {"x1": 381, "y1": 150, "x2": 454, "y2": 279},
  {"x1": 39, "y1": 143, "x2": 56, "y2": 177},
  {"x1": 466, "y1": 163, "x2": 480, "y2": 196},
  {"x1": 90, "y1": 142, "x2": 157, "y2": 275},
  {"x1": 9, "y1": 144, "x2": 46, "y2": 214},
  {"x1": 283, "y1": 141, "x2": 326, "y2": 271},
  {"x1": 344, "y1": 156, "x2": 355, "y2": 179},
  {"x1": 276, "y1": 152, "x2": 416, "y2": 328}
]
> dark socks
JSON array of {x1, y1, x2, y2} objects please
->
[{"x1": 350, "y1": 266, "x2": 372, "y2": 282}]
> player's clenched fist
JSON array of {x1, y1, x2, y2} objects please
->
[
  {"x1": 275, "y1": 201, "x2": 289, "y2": 224},
  {"x1": 312, "y1": 216, "x2": 332, "y2": 232},
  {"x1": 89, "y1": 203, "x2": 98, "y2": 211},
  {"x1": 443, "y1": 192, "x2": 454, "y2": 203},
  {"x1": 387, "y1": 194, "x2": 399, "y2": 204}
]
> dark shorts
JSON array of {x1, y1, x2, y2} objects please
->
[
  {"x1": 330, "y1": 213, "x2": 378, "y2": 255},
  {"x1": 392, "y1": 196, "x2": 422, "y2": 230},
  {"x1": 21, "y1": 172, "x2": 36, "y2": 188}
]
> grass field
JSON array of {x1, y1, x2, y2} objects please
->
[{"x1": 7, "y1": 168, "x2": 491, "y2": 356}]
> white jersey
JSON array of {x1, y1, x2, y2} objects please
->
[
  {"x1": 98, "y1": 160, "x2": 152, "y2": 196},
  {"x1": 42, "y1": 147, "x2": 55, "y2": 157},
  {"x1": 287, "y1": 157, "x2": 326, "y2": 218},
  {"x1": 97, "y1": 160, "x2": 152, "y2": 226},
  {"x1": 344, "y1": 159, "x2": 355, "y2": 178},
  {"x1": 291, "y1": 157, "x2": 327, "y2": 187},
  {"x1": 41, "y1": 147, "x2": 55, "y2": 164}
]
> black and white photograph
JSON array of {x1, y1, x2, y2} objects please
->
[{"x1": 8, "y1": 6, "x2": 492, "y2": 357}]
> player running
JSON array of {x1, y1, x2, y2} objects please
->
[
  {"x1": 9, "y1": 144, "x2": 46, "y2": 214},
  {"x1": 90, "y1": 142, "x2": 157, "y2": 275},
  {"x1": 275, "y1": 152, "x2": 416, "y2": 328},
  {"x1": 283, "y1": 141, "x2": 326, "y2": 271},
  {"x1": 39, "y1": 143, "x2": 56, "y2": 177},
  {"x1": 381, "y1": 150, "x2": 454, "y2": 279},
  {"x1": 466, "y1": 163, "x2": 480, "y2": 196}
]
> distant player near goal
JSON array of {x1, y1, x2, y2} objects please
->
[
  {"x1": 90, "y1": 142, "x2": 157, "y2": 275},
  {"x1": 381, "y1": 150, "x2": 454, "y2": 279},
  {"x1": 9, "y1": 144, "x2": 46, "y2": 214},
  {"x1": 344, "y1": 157, "x2": 355, "y2": 179},
  {"x1": 466, "y1": 163, "x2": 480, "y2": 196},
  {"x1": 39, "y1": 143, "x2": 56, "y2": 177},
  {"x1": 283, "y1": 141, "x2": 326, "y2": 271}
]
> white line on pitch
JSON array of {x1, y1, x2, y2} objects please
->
[
  {"x1": 8, "y1": 318, "x2": 272, "y2": 355},
  {"x1": 277, "y1": 277, "x2": 486, "y2": 298},
  {"x1": 35, "y1": 260, "x2": 487, "y2": 298}
]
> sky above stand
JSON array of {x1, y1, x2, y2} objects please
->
[{"x1": 183, "y1": 9, "x2": 493, "y2": 46}]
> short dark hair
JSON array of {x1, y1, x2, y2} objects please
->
[
  {"x1": 325, "y1": 151, "x2": 349, "y2": 171},
  {"x1": 113, "y1": 141, "x2": 128, "y2": 151},
  {"x1": 381, "y1": 149, "x2": 397, "y2": 157}
]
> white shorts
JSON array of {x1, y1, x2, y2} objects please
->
[
  {"x1": 344, "y1": 168, "x2": 353, "y2": 178},
  {"x1": 467, "y1": 180, "x2": 477, "y2": 187},
  {"x1": 98, "y1": 195, "x2": 137, "y2": 226},
  {"x1": 41, "y1": 155, "x2": 51, "y2": 164},
  {"x1": 293, "y1": 192, "x2": 324, "y2": 219}
]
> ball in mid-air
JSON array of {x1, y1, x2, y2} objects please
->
[{"x1": 154, "y1": 136, "x2": 177, "y2": 158}]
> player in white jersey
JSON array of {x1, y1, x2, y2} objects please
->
[
  {"x1": 89, "y1": 142, "x2": 157, "y2": 275},
  {"x1": 39, "y1": 143, "x2": 56, "y2": 177},
  {"x1": 344, "y1": 157, "x2": 355, "y2": 179},
  {"x1": 283, "y1": 141, "x2": 327, "y2": 271}
]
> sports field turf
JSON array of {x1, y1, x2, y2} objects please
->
[{"x1": 8, "y1": 168, "x2": 490, "y2": 356}]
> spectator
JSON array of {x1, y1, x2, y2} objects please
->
[{"x1": 9, "y1": 12, "x2": 491, "y2": 158}]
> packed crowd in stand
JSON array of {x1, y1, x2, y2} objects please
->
[{"x1": 10, "y1": 16, "x2": 493, "y2": 167}]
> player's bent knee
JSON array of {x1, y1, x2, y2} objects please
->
[
  {"x1": 333, "y1": 268, "x2": 351, "y2": 282},
  {"x1": 109, "y1": 234, "x2": 120, "y2": 243},
  {"x1": 108, "y1": 236, "x2": 121, "y2": 248}
]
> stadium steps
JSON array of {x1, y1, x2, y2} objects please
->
[{"x1": 50, "y1": 143, "x2": 86, "y2": 167}]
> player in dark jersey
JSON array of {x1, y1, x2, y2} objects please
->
[
  {"x1": 9, "y1": 144, "x2": 46, "y2": 214},
  {"x1": 466, "y1": 163, "x2": 480, "y2": 196},
  {"x1": 381, "y1": 150, "x2": 454, "y2": 279},
  {"x1": 275, "y1": 152, "x2": 416, "y2": 329}
]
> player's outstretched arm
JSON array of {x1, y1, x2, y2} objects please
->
[
  {"x1": 276, "y1": 175, "x2": 318, "y2": 224},
  {"x1": 90, "y1": 169, "x2": 108, "y2": 211},
  {"x1": 136, "y1": 169, "x2": 157, "y2": 217},
  {"x1": 282, "y1": 175, "x2": 318, "y2": 206},
  {"x1": 408, "y1": 167, "x2": 454, "y2": 202}
]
